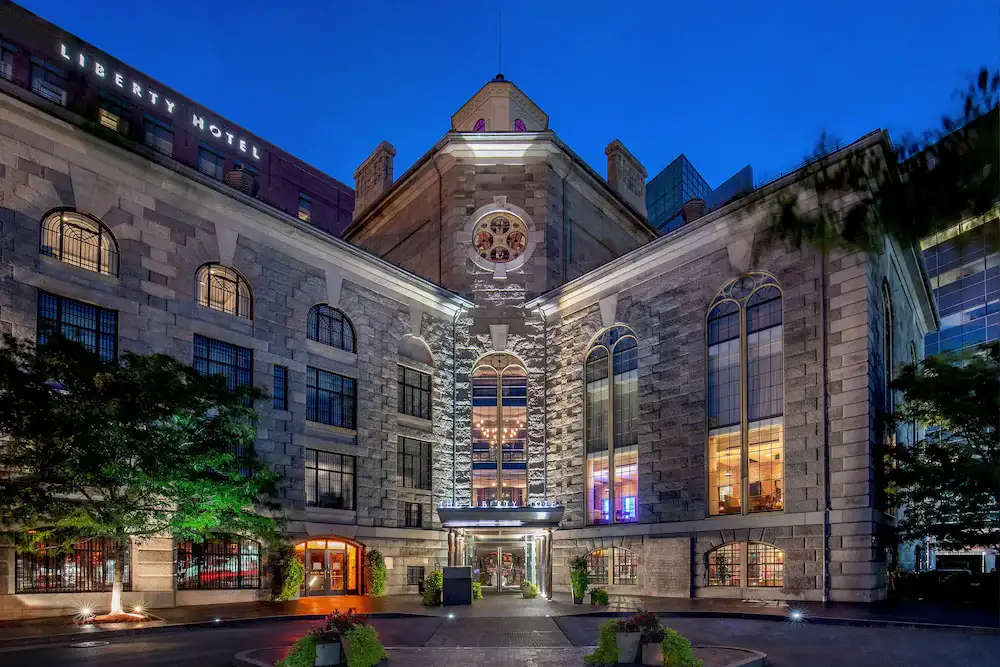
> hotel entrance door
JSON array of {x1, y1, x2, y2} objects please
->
[
  {"x1": 296, "y1": 539, "x2": 359, "y2": 596},
  {"x1": 474, "y1": 543, "x2": 526, "y2": 593}
]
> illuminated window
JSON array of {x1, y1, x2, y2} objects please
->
[
  {"x1": 471, "y1": 353, "x2": 528, "y2": 506},
  {"x1": 298, "y1": 193, "x2": 312, "y2": 222},
  {"x1": 706, "y1": 542, "x2": 783, "y2": 588},
  {"x1": 308, "y1": 305, "x2": 355, "y2": 352},
  {"x1": 707, "y1": 543, "x2": 741, "y2": 586},
  {"x1": 585, "y1": 547, "x2": 637, "y2": 586},
  {"x1": 40, "y1": 210, "x2": 120, "y2": 277},
  {"x1": 707, "y1": 274, "x2": 783, "y2": 516},
  {"x1": 15, "y1": 537, "x2": 130, "y2": 593},
  {"x1": 176, "y1": 536, "x2": 260, "y2": 590},
  {"x1": 196, "y1": 264, "x2": 252, "y2": 319},
  {"x1": 473, "y1": 212, "x2": 529, "y2": 263},
  {"x1": 585, "y1": 326, "x2": 638, "y2": 525},
  {"x1": 99, "y1": 102, "x2": 126, "y2": 132}
]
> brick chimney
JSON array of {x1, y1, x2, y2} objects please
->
[
  {"x1": 681, "y1": 198, "x2": 708, "y2": 224},
  {"x1": 605, "y1": 139, "x2": 647, "y2": 217},
  {"x1": 353, "y1": 141, "x2": 396, "y2": 219}
]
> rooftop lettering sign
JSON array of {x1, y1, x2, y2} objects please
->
[{"x1": 59, "y1": 43, "x2": 262, "y2": 160}]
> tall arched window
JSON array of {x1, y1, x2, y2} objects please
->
[
  {"x1": 471, "y1": 353, "x2": 527, "y2": 505},
  {"x1": 585, "y1": 326, "x2": 638, "y2": 525},
  {"x1": 308, "y1": 304, "x2": 355, "y2": 352},
  {"x1": 707, "y1": 273, "x2": 783, "y2": 516},
  {"x1": 196, "y1": 264, "x2": 252, "y2": 319},
  {"x1": 40, "y1": 210, "x2": 120, "y2": 277}
]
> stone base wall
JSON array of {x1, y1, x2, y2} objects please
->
[{"x1": 364, "y1": 535, "x2": 446, "y2": 596}]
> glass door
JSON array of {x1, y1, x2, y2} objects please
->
[
  {"x1": 500, "y1": 545, "x2": 526, "y2": 592},
  {"x1": 306, "y1": 550, "x2": 327, "y2": 594},
  {"x1": 329, "y1": 551, "x2": 346, "y2": 593},
  {"x1": 475, "y1": 544, "x2": 499, "y2": 591}
]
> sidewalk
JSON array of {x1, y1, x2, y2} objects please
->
[{"x1": 1, "y1": 593, "x2": 996, "y2": 646}]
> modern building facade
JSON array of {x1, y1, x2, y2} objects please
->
[
  {"x1": 0, "y1": 4, "x2": 936, "y2": 620},
  {"x1": 0, "y1": 1, "x2": 355, "y2": 237},
  {"x1": 645, "y1": 154, "x2": 753, "y2": 233}
]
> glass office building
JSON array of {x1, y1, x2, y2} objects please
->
[
  {"x1": 646, "y1": 155, "x2": 753, "y2": 234},
  {"x1": 921, "y1": 210, "x2": 1000, "y2": 354}
]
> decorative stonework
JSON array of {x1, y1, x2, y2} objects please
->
[
  {"x1": 464, "y1": 197, "x2": 538, "y2": 279},
  {"x1": 353, "y1": 141, "x2": 396, "y2": 219},
  {"x1": 451, "y1": 79, "x2": 549, "y2": 132},
  {"x1": 605, "y1": 139, "x2": 647, "y2": 217}
]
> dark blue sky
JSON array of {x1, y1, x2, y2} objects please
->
[{"x1": 18, "y1": 0, "x2": 999, "y2": 188}]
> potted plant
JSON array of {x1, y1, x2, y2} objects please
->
[
  {"x1": 590, "y1": 588, "x2": 609, "y2": 606},
  {"x1": 632, "y1": 610, "x2": 665, "y2": 665},
  {"x1": 310, "y1": 608, "x2": 367, "y2": 666},
  {"x1": 614, "y1": 616, "x2": 642, "y2": 665},
  {"x1": 520, "y1": 581, "x2": 538, "y2": 598},
  {"x1": 569, "y1": 555, "x2": 590, "y2": 604}
]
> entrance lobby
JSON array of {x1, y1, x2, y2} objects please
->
[
  {"x1": 473, "y1": 539, "x2": 530, "y2": 593},
  {"x1": 295, "y1": 539, "x2": 361, "y2": 596}
]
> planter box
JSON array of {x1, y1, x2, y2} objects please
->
[
  {"x1": 315, "y1": 639, "x2": 342, "y2": 666},
  {"x1": 616, "y1": 632, "x2": 641, "y2": 664},
  {"x1": 641, "y1": 641, "x2": 664, "y2": 665}
]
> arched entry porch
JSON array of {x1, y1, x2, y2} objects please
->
[{"x1": 294, "y1": 538, "x2": 364, "y2": 596}]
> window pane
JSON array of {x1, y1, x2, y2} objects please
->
[
  {"x1": 501, "y1": 367, "x2": 527, "y2": 462},
  {"x1": 708, "y1": 427, "x2": 740, "y2": 516},
  {"x1": 613, "y1": 446, "x2": 638, "y2": 523},
  {"x1": 586, "y1": 451, "x2": 610, "y2": 525},
  {"x1": 472, "y1": 367, "x2": 498, "y2": 464},
  {"x1": 748, "y1": 543, "x2": 784, "y2": 587},
  {"x1": 748, "y1": 418, "x2": 783, "y2": 512},
  {"x1": 398, "y1": 365, "x2": 432, "y2": 419},
  {"x1": 613, "y1": 338, "x2": 638, "y2": 449},
  {"x1": 500, "y1": 464, "x2": 526, "y2": 505},
  {"x1": 585, "y1": 348, "x2": 609, "y2": 454},
  {"x1": 15, "y1": 537, "x2": 130, "y2": 593},
  {"x1": 37, "y1": 292, "x2": 118, "y2": 362},
  {"x1": 586, "y1": 549, "x2": 609, "y2": 586},
  {"x1": 707, "y1": 543, "x2": 741, "y2": 586},
  {"x1": 306, "y1": 367, "x2": 356, "y2": 428},
  {"x1": 305, "y1": 449, "x2": 356, "y2": 510}
]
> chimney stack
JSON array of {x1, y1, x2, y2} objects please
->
[
  {"x1": 605, "y1": 139, "x2": 647, "y2": 218},
  {"x1": 681, "y1": 198, "x2": 708, "y2": 224},
  {"x1": 353, "y1": 141, "x2": 396, "y2": 219}
]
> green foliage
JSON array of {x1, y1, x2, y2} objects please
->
[
  {"x1": 343, "y1": 624, "x2": 385, "y2": 667},
  {"x1": 583, "y1": 619, "x2": 620, "y2": 665},
  {"x1": 0, "y1": 335, "x2": 281, "y2": 602},
  {"x1": 422, "y1": 569, "x2": 443, "y2": 606},
  {"x1": 888, "y1": 343, "x2": 1000, "y2": 550},
  {"x1": 569, "y1": 555, "x2": 590, "y2": 599},
  {"x1": 590, "y1": 588, "x2": 609, "y2": 606},
  {"x1": 752, "y1": 68, "x2": 998, "y2": 253},
  {"x1": 520, "y1": 581, "x2": 538, "y2": 598},
  {"x1": 366, "y1": 549, "x2": 387, "y2": 597},
  {"x1": 472, "y1": 581, "x2": 483, "y2": 600},
  {"x1": 311, "y1": 608, "x2": 368, "y2": 641},
  {"x1": 272, "y1": 546, "x2": 305, "y2": 601},
  {"x1": 661, "y1": 627, "x2": 702, "y2": 667},
  {"x1": 275, "y1": 634, "x2": 316, "y2": 667}
]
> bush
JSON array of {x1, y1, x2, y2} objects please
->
[
  {"x1": 423, "y1": 570, "x2": 443, "y2": 606},
  {"x1": 343, "y1": 624, "x2": 386, "y2": 667},
  {"x1": 472, "y1": 581, "x2": 484, "y2": 600},
  {"x1": 590, "y1": 588, "x2": 609, "y2": 606},
  {"x1": 275, "y1": 634, "x2": 316, "y2": 667},
  {"x1": 270, "y1": 546, "x2": 305, "y2": 601},
  {"x1": 583, "y1": 619, "x2": 620, "y2": 665},
  {"x1": 662, "y1": 627, "x2": 702, "y2": 667},
  {"x1": 366, "y1": 549, "x2": 387, "y2": 597},
  {"x1": 521, "y1": 581, "x2": 538, "y2": 598},
  {"x1": 570, "y1": 555, "x2": 590, "y2": 600},
  {"x1": 311, "y1": 608, "x2": 369, "y2": 641}
]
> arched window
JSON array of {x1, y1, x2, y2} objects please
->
[
  {"x1": 473, "y1": 118, "x2": 486, "y2": 132},
  {"x1": 585, "y1": 326, "x2": 638, "y2": 525},
  {"x1": 706, "y1": 542, "x2": 783, "y2": 588},
  {"x1": 307, "y1": 304, "x2": 355, "y2": 352},
  {"x1": 176, "y1": 535, "x2": 261, "y2": 590},
  {"x1": 707, "y1": 273, "x2": 783, "y2": 516},
  {"x1": 471, "y1": 353, "x2": 527, "y2": 506},
  {"x1": 196, "y1": 264, "x2": 252, "y2": 319},
  {"x1": 40, "y1": 210, "x2": 120, "y2": 277},
  {"x1": 585, "y1": 547, "x2": 638, "y2": 587}
]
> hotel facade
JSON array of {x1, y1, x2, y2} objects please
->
[{"x1": 0, "y1": 1, "x2": 936, "y2": 619}]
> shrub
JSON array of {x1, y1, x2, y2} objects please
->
[
  {"x1": 343, "y1": 624, "x2": 386, "y2": 667},
  {"x1": 275, "y1": 634, "x2": 316, "y2": 667},
  {"x1": 310, "y1": 608, "x2": 369, "y2": 641},
  {"x1": 472, "y1": 581, "x2": 484, "y2": 600},
  {"x1": 521, "y1": 581, "x2": 538, "y2": 598},
  {"x1": 583, "y1": 619, "x2": 620, "y2": 665},
  {"x1": 590, "y1": 588, "x2": 609, "y2": 606},
  {"x1": 570, "y1": 555, "x2": 590, "y2": 600},
  {"x1": 366, "y1": 549, "x2": 387, "y2": 597},
  {"x1": 662, "y1": 626, "x2": 702, "y2": 667},
  {"x1": 422, "y1": 570, "x2": 443, "y2": 606},
  {"x1": 270, "y1": 546, "x2": 305, "y2": 602}
]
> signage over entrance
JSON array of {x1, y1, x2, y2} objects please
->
[{"x1": 58, "y1": 43, "x2": 262, "y2": 160}]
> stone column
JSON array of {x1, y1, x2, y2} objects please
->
[{"x1": 447, "y1": 531, "x2": 454, "y2": 567}]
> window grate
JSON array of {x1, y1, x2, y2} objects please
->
[
  {"x1": 306, "y1": 367, "x2": 356, "y2": 428},
  {"x1": 37, "y1": 292, "x2": 118, "y2": 361},
  {"x1": 398, "y1": 366, "x2": 432, "y2": 419},
  {"x1": 397, "y1": 437, "x2": 432, "y2": 490},
  {"x1": 15, "y1": 538, "x2": 131, "y2": 594},
  {"x1": 305, "y1": 449, "x2": 356, "y2": 510},
  {"x1": 176, "y1": 536, "x2": 261, "y2": 590}
]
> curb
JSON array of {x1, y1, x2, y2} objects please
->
[
  {"x1": 697, "y1": 645, "x2": 768, "y2": 667},
  {"x1": 561, "y1": 609, "x2": 1000, "y2": 634},
  {"x1": 0, "y1": 612, "x2": 435, "y2": 649}
]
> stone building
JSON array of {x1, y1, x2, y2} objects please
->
[{"x1": 0, "y1": 23, "x2": 935, "y2": 618}]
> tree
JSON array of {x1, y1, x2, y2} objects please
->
[
  {"x1": 759, "y1": 68, "x2": 998, "y2": 253},
  {"x1": 0, "y1": 335, "x2": 281, "y2": 616},
  {"x1": 887, "y1": 342, "x2": 1000, "y2": 554}
]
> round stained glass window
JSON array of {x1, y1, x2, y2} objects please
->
[{"x1": 474, "y1": 212, "x2": 529, "y2": 263}]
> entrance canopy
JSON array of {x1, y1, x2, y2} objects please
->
[{"x1": 437, "y1": 504, "x2": 564, "y2": 530}]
